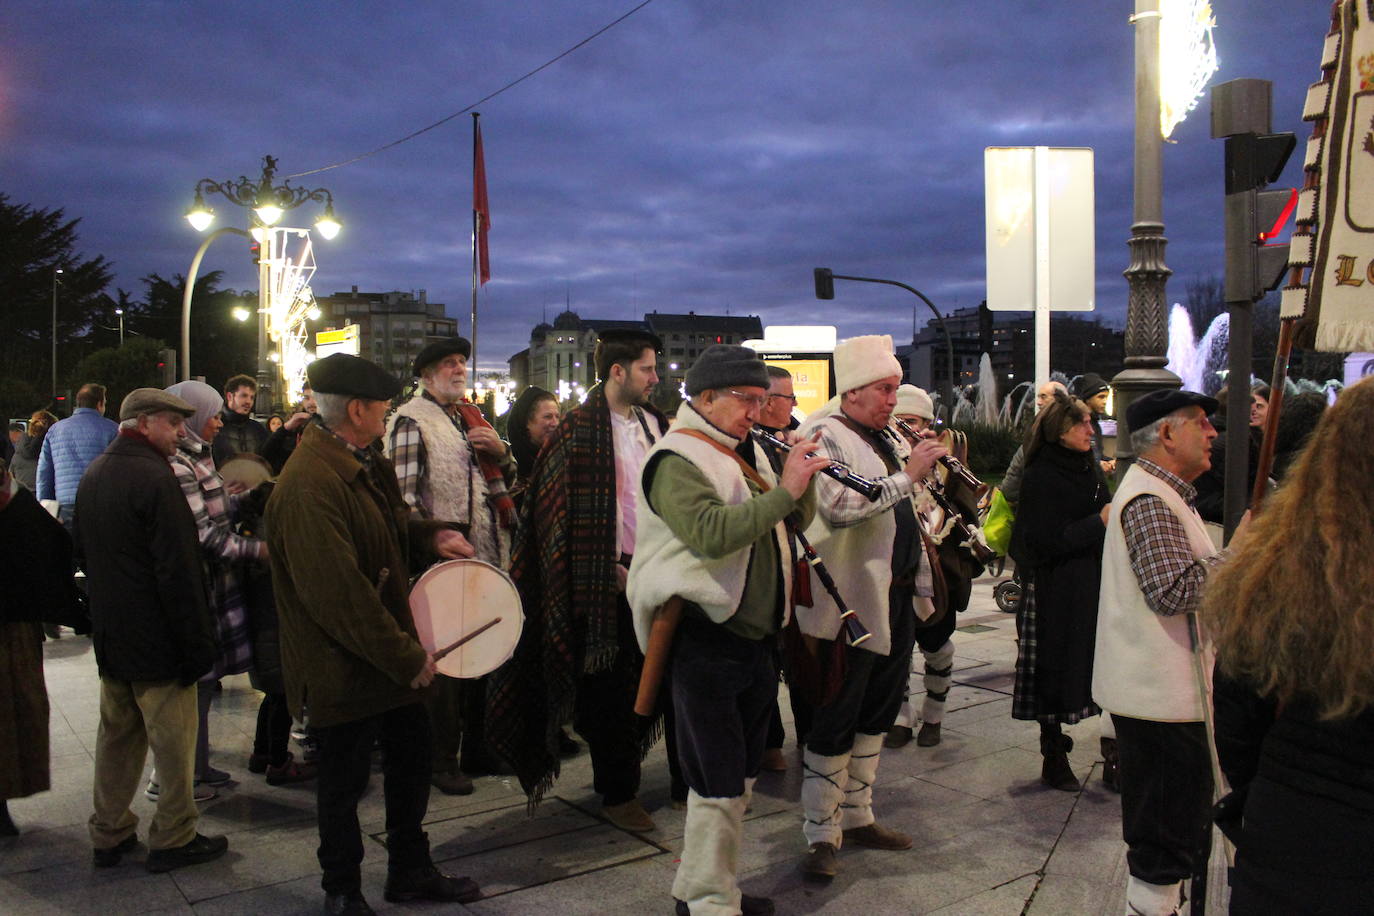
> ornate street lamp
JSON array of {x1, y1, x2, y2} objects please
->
[{"x1": 184, "y1": 156, "x2": 341, "y2": 408}]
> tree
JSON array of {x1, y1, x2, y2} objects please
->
[
  {"x1": 130, "y1": 271, "x2": 256, "y2": 390},
  {"x1": 0, "y1": 193, "x2": 114, "y2": 384},
  {"x1": 67, "y1": 339, "x2": 166, "y2": 422}
]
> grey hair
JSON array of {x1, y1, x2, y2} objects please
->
[
  {"x1": 313, "y1": 392, "x2": 355, "y2": 428},
  {"x1": 1130, "y1": 407, "x2": 1192, "y2": 454},
  {"x1": 119, "y1": 417, "x2": 140, "y2": 430}
]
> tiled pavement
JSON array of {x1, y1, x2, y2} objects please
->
[{"x1": 2, "y1": 574, "x2": 1223, "y2": 914}]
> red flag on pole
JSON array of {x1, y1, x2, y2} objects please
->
[{"x1": 474, "y1": 117, "x2": 491, "y2": 285}]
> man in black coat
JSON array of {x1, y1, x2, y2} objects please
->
[
  {"x1": 76, "y1": 388, "x2": 228, "y2": 874},
  {"x1": 211, "y1": 373, "x2": 270, "y2": 468}
]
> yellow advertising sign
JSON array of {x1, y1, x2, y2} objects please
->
[
  {"x1": 315, "y1": 324, "x2": 360, "y2": 357},
  {"x1": 764, "y1": 357, "x2": 832, "y2": 418}
]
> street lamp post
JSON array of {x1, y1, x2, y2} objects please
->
[
  {"x1": 51, "y1": 268, "x2": 63, "y2": 402},
  {"x1": 184, "y1": 155, "x2": 340, "y2": 409},
  {"x1": 114, "y1": 308, "x2": 124, "y2": 347},
  {"x1": 1114, "y1": 0, "x2": 1217, "y2": 474},
  {"x1": 814, "y1": 267, "x2": 958, "y2": 418}
]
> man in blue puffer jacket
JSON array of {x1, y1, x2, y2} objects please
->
[{"x1": 37, "y1": 383, "x2": 117, "y2": 527}]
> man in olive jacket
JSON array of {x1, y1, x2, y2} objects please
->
[
  {"x1": 77, "y1": 388, "x2": 227, "y2": 873},
  {"x1": 265, "y1": 353, "x2": 480, "y2": 915}
]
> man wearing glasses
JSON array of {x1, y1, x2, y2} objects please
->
[
  {"x1": 792, "y1": 335, "x2": 947, "y2": 881},
  {"x1": 629, "y1": 344, "x2": 828, "y2": 915}
]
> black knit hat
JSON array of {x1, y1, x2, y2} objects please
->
[
  {"x1": 685, "y1": 345, "x2": 769, "y2": 396},
  {"x1": 307, "y1": 353, "x2": 402, "y2": 401},
  {"x1": 1076, "y1": 373, "x2": 1109, "y2": 400},
  {"x1": 412, "y1": 337, "x2": 472, "y2": 378}
]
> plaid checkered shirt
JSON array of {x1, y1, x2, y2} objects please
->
[{"x1": 1121, "y1": 458, "x2": 1223, "y2": 617}]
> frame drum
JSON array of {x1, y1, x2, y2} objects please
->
[
  {"x1": 409, "y1": 559, "x2": 522, "y2": 679},
  {"x1": 220, "y1": 453, "x2": 273, "y2": 488}
]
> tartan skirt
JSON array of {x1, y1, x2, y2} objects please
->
[{"x1": 1011, "y1": 580, "x2": 1100, "y2": 725}]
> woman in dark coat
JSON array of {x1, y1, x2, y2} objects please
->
[
  {"x1": 507, "y1": 386, "x2": 560, "y2": 507},
  {"x1": 1204, "y1": 376, "x2": 1374, "y2": 915},
  {"x1": 0, "y1": 461, "x2": 88, "y2": 834},
  {"x1": 9, "y1": 411, "x2": 56, "y2": 492},
  {"x1": 1009, "y1": 392, "x2": 1110, "y2": 791}
]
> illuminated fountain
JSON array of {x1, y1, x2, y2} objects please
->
[{"x1": 1165, "y1": 303, "x2": 1229, "y2": 395}]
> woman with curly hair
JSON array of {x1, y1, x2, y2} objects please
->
[
  {"x1": 1204, "y1": 375, "x2": 1374, "y2": 914},
  {"x1": 1009, "y1": 391, "x2": 1110, "y2": 791},
  {"x1": 9, "y1": 410, "x2": 56, "y2": 493}
]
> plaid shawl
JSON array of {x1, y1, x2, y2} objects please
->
[{"x1": 486, "y1": 383, "x2": 668, "y2": 809}]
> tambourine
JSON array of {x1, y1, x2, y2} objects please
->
[
  {"x1": 409, "y1": 559, "x2": 522, "y2": 679},
  {"x1": 220, "y1": 453, "x2": 273, "y2": 489}
]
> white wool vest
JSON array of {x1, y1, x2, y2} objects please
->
[
  {"x1": 385, "y1": 396, "x2": 510, "y2": 568},
  {"x1": 793, "y1": 414, "x2": 907, "y2": 656},
  {"x1": 1093, "y1": 464, "x2": 1215, "y2": 722},
  {"x1": 627, "y1": 408, "x2": 791, "y2": 653}
]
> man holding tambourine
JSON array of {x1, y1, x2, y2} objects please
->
[
  {"x1": 385, "y1": 336, "x2": 515, "y2": 797},
  {"x1": 267, "y1": 353, "x2": 482, "y2": 914}
]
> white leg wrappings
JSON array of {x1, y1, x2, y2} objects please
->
[
  {"x1": 1100, "y1": 714, "x2": 1117, "y2": 740},
  {"x1": 920, "y1": 639, "x2": 955, "y2": 726},
  {"x1": 894, "y1": 652, "x2": 921, "y2": 729},
  {"x1": 801, "y1": 748, "x2": 850, "y2": 848},
  {"x1": 671, "y1": 789, "x2": 745, "y2": 916},
  {"x1": 1124, "y1": 875, "x2": 1184, "y2": 916},
  {"x1": 839, "y1": 731, "x2": 884, "y2": 831}
]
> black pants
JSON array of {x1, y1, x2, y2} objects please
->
[
  {"x1": 315, "y1": 702, "x2": 432, "y2": 895},
  {"x1": 806, "y1": 587, "x2": 917, "y2": 757},
  {"x1": 426, "y1": 674, "x2": 464, "y2": 772},
  {"x1": 252, "y1": 692, "x2": 292, "y2": 766},
  {"x1": 573, "y1": 597, "x2": 651, "y2": 806},
  {"x1": 1112, "y1": 714, "x2": 1213, "y2": 885},
  {"x1": 670, "y1": 617, "x2": 777, "y2": 798}
]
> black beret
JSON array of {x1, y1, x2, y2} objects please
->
[
  {"x1": 596, "y1": 327, "x2": 663, "y2": 352},
  {"x1": 1126, "y1": 388, "x2": 1219, "y2": 432},
  {"x1": 412, "y1": 337, "x2": 472, "y2": 378},
  {"x1": 685, "y1": 344, "x2": 769, "y2": 396},
  {"x1": 307, "y1": 353, "x2": 402, "y2": 401}
]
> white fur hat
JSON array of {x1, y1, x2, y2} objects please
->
[
  {"x1": 895, "y1": 384, "x2": 934, "y2": 420},
  {"x1": 833, "y1": 334, "x2": 904, "y2": 394}
]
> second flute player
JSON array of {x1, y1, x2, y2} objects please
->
[
  {"x1": 628, "y1": 345, "x2": 828, "y2": 916},
  {"x1": 793, "y1": 335, "x2": 947, "y2": 882}
]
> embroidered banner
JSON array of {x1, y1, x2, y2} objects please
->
[{"x1": 1285, "y1": 0, "x2": 1374, "y2": 352}]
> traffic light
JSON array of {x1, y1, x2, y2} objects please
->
[
  {"x1": 157, "y1": 348, "x2": 177, "y2": 387},
  {"x1": 814, "y1": 267, "x2": 835, "y2": 300},
  {"x1": 1223, "y1": 131, "x2": 1296, "y2": 302}
]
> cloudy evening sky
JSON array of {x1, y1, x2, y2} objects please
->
[{"x1": 1, "y1": 1, "x2": 1328, "y2": 373}]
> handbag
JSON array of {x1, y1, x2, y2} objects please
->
[{"x1": 982, "y1": 487, "x2": 1015, "y2": 557}]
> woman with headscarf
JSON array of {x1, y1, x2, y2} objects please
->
[
  {"x1": 1009, "y1": 391, "x2": 1111, "y2": 791},
  {"x1": 1205, "y1": 376, "x2": 1374, "y2": 914},
  {"x1": 145, "y1": 381, "x2": 269, "y2": 799}
]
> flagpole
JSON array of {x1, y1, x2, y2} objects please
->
[{"x1": 470, "y1": 112, "x2": 481, "y2": 388}]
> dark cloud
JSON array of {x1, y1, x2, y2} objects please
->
[{"x1": 0, "y1": 0, "x2": 1327, "y2": 371}]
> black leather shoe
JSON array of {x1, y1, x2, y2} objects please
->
[
  {"x1": 322, "y1": 891, "x2": 375, "y2": 915},
  {"x1": 674, "y1": 894, "x2": 774, "y2": 915},
  {"x1": 92, "y1": 833, "x2": 138, "y2": 868},
  {"x1": 384, "y1": 865, "x2": 481, "y2": 904},
  {"x1": 145, "y1": 833, "x2": 228, "y2": 873},
  {"x1": 557, "y1": 728, "x2": 582, "y2": 758},
  {"x1": 883, "y1": 725, "x2": 912, "y2": 748}
]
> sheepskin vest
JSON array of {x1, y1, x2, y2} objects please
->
[
  {"x1": 387, "y1": 396, "x2": 510, "y2": 568},
  {"x1": 793, "y1": 413, "x2": 908, "y2": 656},
  {"x1": 1093, "y1": 463, "x2": 1215, "y2": 722},
  {"x1": 628, "y1": 406, "x2": 791, "y2": 653}
]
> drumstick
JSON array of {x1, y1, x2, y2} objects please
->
[{"x1": 433, "y1": 617, "x2": 502, "y2": 661}]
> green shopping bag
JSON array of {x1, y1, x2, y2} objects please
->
[{"x1": 982, "y1": 487, "x2": 1015, "y2": 557}]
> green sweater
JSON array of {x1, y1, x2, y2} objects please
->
[{"x1": 646, "y1": 451, "x2": 816, "y2": 640}]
